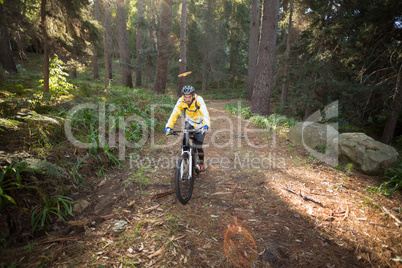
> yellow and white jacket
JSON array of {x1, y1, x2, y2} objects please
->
[{"x1": 166, "y1": 94, "x2": 210, "y2": 130}]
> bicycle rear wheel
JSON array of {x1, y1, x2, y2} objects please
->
[{"x1": 175, "y1": 154, "x2": 194, "y2": 205}]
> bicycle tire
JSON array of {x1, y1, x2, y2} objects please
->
[{"x1": 175, "y1": 154, "x2": 195, "y2": 205}]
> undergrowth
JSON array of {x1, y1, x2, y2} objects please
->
[
  {"x1": 367, "y1": 160, "x2": 402, "y2": 197},
  {"x1": 223, "y1": 102, "x2": 297, "y2": 131},
  {"x1": 0, "y1": 53, "x2": 175, "y2": 241}
]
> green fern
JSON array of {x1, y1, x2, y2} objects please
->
[
  {"x1": 31, "y1": 194, "x2": 73, "y2": 232},
  {"x1": 0, "y1": 118, "x2": 23, "y2": 131},
  {"x1": 378, "y1": 162, "x2": 402, "y2": 196},
  {"x1": 25, "y1": 158, "x2": 67, "y2": 179},
  {"x1": 0, "y1": 161, "x2": 41, "y2": 209}
]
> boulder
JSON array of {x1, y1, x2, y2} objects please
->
[
  {"x1": 73, "y1": 199, "x2": 91, "y2": 214},
  {"x1": 337, "y1": 133, "x2": 398, "y2": 175},
  {"x1": 287, "y1": 122, "x2": 339, "y2": 149}
]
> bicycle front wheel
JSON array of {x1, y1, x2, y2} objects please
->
[{"x1": 175, "y1": 154, "x2": 194, "y2": 205}]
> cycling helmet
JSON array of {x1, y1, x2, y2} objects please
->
[{"x1": 181, "y1": 85, "x2": 195, "y2": 95}]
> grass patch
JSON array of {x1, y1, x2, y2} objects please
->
[{"x1": 224, "y1": 102, "x2": 297, "y2": 135}]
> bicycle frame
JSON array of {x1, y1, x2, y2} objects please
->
[
  {"x1": 169, "y1": 128, "x2": 202, "y2": 204},
  {"x1": 172, "y1": 129, "x2": 201, "y2": 179}
]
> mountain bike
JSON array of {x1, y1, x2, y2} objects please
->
[{"x1": 169, "y1": 128, "x2": 202, "y2": 205}]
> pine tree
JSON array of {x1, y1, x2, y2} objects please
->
[
  {"x1": 250, "y1": 0, "x2": 279, "y2": 115},
  {"x1": 246, "y1": 0, "x2": 260, "y2": 100},
  {"x1": 0, "y1": 2, "x2": 18, "y2": 74},
  {"x1": 92, "y1": 0, "x2": 101, "y2": 79},
  {"x1": 280, "y1": 0, "x2": 293, "y2": 113},
  {"x1": 177, "y1": 0, "x2": 188, "y2": 97},
  {"x1": 152, "y1": 0, "x2": 172, "y2": 94},
  {"x1": 116, "y1": 0, "x2": 133, "y2": 88},
  {"x1": 102, "y1": 0, "x2": 113, "y2": 87},
  {"x1": 135, "y1": 0, "x2": 144, "y2": 86}
]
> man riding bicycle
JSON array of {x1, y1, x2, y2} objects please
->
[{"x1": 165, "y1": 85, "x2": 210, "y2": 174}]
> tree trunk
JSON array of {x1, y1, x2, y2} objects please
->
[
  {"x1": 280, "y1": 0, "x2": 293, "y2": 113},
  {"x1": 135, "y1": 0, "x2": 144, "y2": 86},
  {"x1": 250, "y1": 0, "x2": 279, "y2": 115},
  {"x1": 103, "y1": 0, "x2": 112, "y2": 87},
  {"x1": 150, "y1": 0, "x2": 158, "y2": 48},
  {"x1": 152, "y1": 0, "x2": 172, "y2": 94},
  {"x1": 201, "y1": 0, "x2": 213, "y2": 92},
  {"x1": 202, "y1": 55, "x2": 207, "y2": 91},
  {"x1": 177, "y1": 0, "x2": 188, "y2": 97},
  {"x1": 0, "y1": 3, "x2": 17, "y2": 74},
  {"x1": 382, "y1": 70, "x2": 402, "y2": 144},
  {"x1": 71, "y1": 66, "x2": 77, "y2": 79},
  {"x1": 15, "y1": 32, "x2": 28, "y2": 62},
  {"x1": 229, "y1": 1, "x2": 237, "y2": 76},
  {"x1": 116, "y1": 0, "x2": 133, "y2": 88},
  {"x1": 304, "y1": 74, "x2": 317, "y2": 120},
  {"x1": 92, "y1": 0, "x2": 100, "y2": 79},
  {"x1": 40, "y1": 0, "x2": 50, "y2": 93},
  {"x1": 246, "y1": 0, "x2": 260, "y2": 100}
]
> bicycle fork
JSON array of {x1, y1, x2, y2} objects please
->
[{"x1": 181, "y1": 147, "x2": 193, "y2": 180}]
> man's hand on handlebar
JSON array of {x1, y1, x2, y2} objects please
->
[
  {"x1": 166, "y1": 128, "x2": 207, "y2": 136},
  {"x1": 201, "y1": 125, "x2": 208, "y2": 135}
]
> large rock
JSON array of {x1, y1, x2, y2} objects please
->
[
  {"x1": 287, "y1": 122, "x2": 339, "y2": 149},
  {"x1": 337, "y1": 133, "x2": 398, "y2": 175},
  {"x1": 73, "y1": 199, "x2": 91, "y2": 214}
]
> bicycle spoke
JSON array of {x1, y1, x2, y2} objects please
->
[{"x1": 175, "y1": 155, "x2": 194, "y2": 204}]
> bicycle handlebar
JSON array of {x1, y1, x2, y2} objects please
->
[{"x1": 169, "y1": 129, "x2": 203, "y2": 135}]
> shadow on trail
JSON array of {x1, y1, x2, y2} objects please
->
[{"x1": 154, "y1": 165, "x2": 367, "y2": 267}]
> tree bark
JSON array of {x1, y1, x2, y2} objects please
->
[
  {"x1": 150, "y1": 0, "x2": 158, "y2": 48},
  {"x1": 92, "y1": 0, "x2": 100, "y2": 79},
  {"x1": 116, "y1": 0, "x2": 133, "y2": 88},
  {"x1": 40, "y1": 0, "x2": 50, "y2": 93},
  {"x1": 280, "y1": 0, "x2": 293, "y2": 113},
  {"x1": 0, "y1": 3, "x2": 18, "y2": 74},
  {"x1": 15, "y1": 0, "x2": 29, "y2": 62},
  {"x1": 15, "y1": 32, "x2": 28, "y2": 62},
  {"x1": 382, "y1": 70, "x2": 402, "y2": 144},
  {"x1": 250, "y1": 0, "x2": 279, "y2": 115},
  {"x1": 202, "y1": 55, "x2": 207, "y2": 91},
  {"x1": 135, "y1": 0, "x2": 144, "y2": 86},
  {"x1": 201, "y1": 0, "x2": 213, "y2": 92},
  {"x1": 177, "y1": 0, "x2": 188, "y2": 97},
  {"x1": 229, "y1": 1, "x2": 237, "y2": 76},
  {"x1": 246, "y1": 0, "x2": 260, "y2": 100},
  {"x1": 103, "y1": 0, "x2": 113, "y2": 87},
  {"x1": 152, "y1": 0, "x2": 172, "y2": 94}
]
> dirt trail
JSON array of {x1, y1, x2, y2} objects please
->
[{"x1": 6, "y1": 100, "x2": 401, "y2": 267}]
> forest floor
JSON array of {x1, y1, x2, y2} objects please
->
[{"x1": 2, "y1": 100, "x2": 402, "y2": 267}]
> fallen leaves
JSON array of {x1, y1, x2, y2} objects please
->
[{"x1": 147, "y1": 235, "x2": 186, "y2": 259}]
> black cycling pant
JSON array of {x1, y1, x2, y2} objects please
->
[{"x1": 183, "y1": 122, "x2": 205, "y2": 165}]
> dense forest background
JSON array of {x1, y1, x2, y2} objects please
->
[{"x1": 1, "y1": 0, "x2": 401, "y2": 143}]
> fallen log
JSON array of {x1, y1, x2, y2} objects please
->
[
  {"x1": 151, "y1": 189, "x2": 175, "y2": 200},
  {"x1": 38, "y1": 237, "x2": 79, "y2": 245}
]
